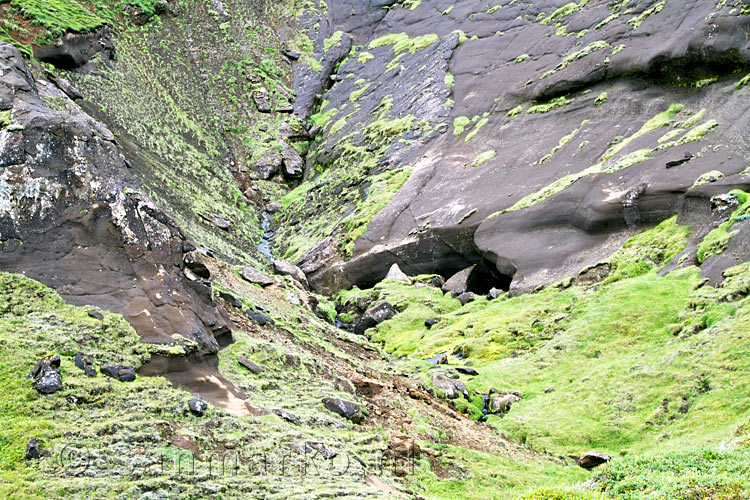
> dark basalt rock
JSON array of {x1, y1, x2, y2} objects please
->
[
  {"x1": 456, "y1": 292, "x2": 476, "y2": 306},
  {"x1": 246, "y1": 309, "x2": 274, "y2": 326},
  {"x1": 353, "y1": 302, "x2": 396, "y2": 334},
  {"x1": 183, "y1": 251, "x2": 211, "y2": 279},
  {"x1": 101, "y1": 364, "x2": 136, "y2": 382},
  {"x1": 280, "y1": 140, "x2": 304, "y2": 178},
  {"x1": 322, "y1": 397, "x2": 364, "y2": 424},
  {"x1": 455, "y1": 367, "x2": 478, "y2": 376},
  {"x1": 274, "y1": 408, "x2": 301, "y2": 425},
  {"x1": 32, "y1": 26, "x2": 116, "y2": 71},
  {"x1": 87, "y1": 310, "x2": 104, "y2": 320},
  {"x1": 252, "y1": 88, "x2": 271, "y2": 113},
  {"x1": 188, "y1": 397, "x2": 208, "y2": 416},
  {"x1": 0, "y1": 42, "x2": 232, "y2": 352},
  {"x1": 577, "y1": 451, "x2": 612, "y2": 470},
  {"x1": 25, "y1": 437, "x2": 42, "y2": 460},
  {"x1": 487, "y1": 288, "x2": 504, "y2": 300},
  {"x1": 424, "y1": 317, "x2": 440, "y2": 329},
  {"x1": 253, "y1": 151, "x2": 283, "y2": 180},
  {"x1": 32, "y1": 355, "x2": 63, "y2": 395},
  {"x1": 218, "y1": 291, "x2": 243, "y2": 309},
  {"x1": 237, "y1": 357, "x2": 264, "y2": 374},
  {"x1": 74, "y1": 352, "x2": 97, "y2": 378}
]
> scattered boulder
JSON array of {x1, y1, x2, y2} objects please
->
[
  {"x1": 424, "y1": 317, "x2": 441, "y2": 329},
  {"x1": 284, "y1": 50, "x2": 300, "y2": 60},
  {"x1": 218, "y1": 291, "x2": 243, "y2": 309},
  {"x1": 322, "y1": 397, "x2": 364, "y2": 423},
  {"x1": 545, "y1": 387, "x2": 556, "y2": 394},
  {"x1": 100, "y1": 364, "x2": 136, "y2": 382},
  {"x1": 280, "y1": 140, "x2": 304, "y2": 178},
  {"x1": 490, "y1": 392, "x2": 522, "y2": 414},
  {"x1": 273, "y1": 408, "x2": 300, "y2": 425},
  {"x1": 188, "y1": 397, "x2": 208, "y2": 416},
  {"x1": 354, "y1": 302, "x2": 396, "y2": 334},
  {"x1": 442, "y1": 266, "x2": 478, "y2": 295},
  {"x1": 432, "y1": 374, "x2": 460, "y2": 399},
  {"x1": 25, "y1": 437, "x2": 42, "y2": 460},
  {"x1": 430, "y1": 276, "x2": 445, "y2": 288},
  {"x1": 273, "y1": 259, "x2": 308, "y2": 287},
  {"x1": 87, "y1": 310, "x2": 104, "y2": 320},
  {"x1": 456, "y1": 292, "x2": 476, "y2": 306},
  {"x1": 253, "y1": 151, "x2": 283, "y2": 180},
  {"x1": 252, "y1": 87, "x2": 271, "y2": 112},
  {"x1": 238, "y1": 357, "x2": 264, "y2": 374},
  {"x1": 487, "y1": 287, "x2": 504, "y2": 300},
  {"x1": 31, "y1": 354, "x2": 63, "y2": 394},
  {"x1": 246, "y1": 309, "x2": 274, "y2": 326},
  {"x1": 385, "y1": 263, "x2": 411, "y2": 284},
  {"x1": 199, "y1": 212, "x2": 232, "y2": 231},
  {"x1": 305, "y1": 442, "x2": 337, "y2": 459},
  {"x1": 74, "y1": 352, "x2": 97, "y2": 377},
  {"x1": 455, "y1": 366, "x2": 478, "y2": 376},
  {"x1": 240, "y1": 266, "x2": 274, "y2": 287},
  {"x1": 577, "y1": 451, "x2": 612, "y2": 470}
]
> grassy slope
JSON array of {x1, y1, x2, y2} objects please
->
[{"x1": 339, "y1": 212, "x2": 750, "y2": 499}]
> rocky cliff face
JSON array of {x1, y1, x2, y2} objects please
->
[{"x1": 275, "y1": 0, "x2": 750, "y2": 295}]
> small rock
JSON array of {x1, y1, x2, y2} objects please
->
[
  {"x1": 490, "y1": 393, "x2": 522, "y2": 414},
  {"x1": 238, "y1": 357, "x2": 264, "y2": 374},
  {"x1": 455, "y1": 366, "x2": 478, "y2": 376},
  {"x1": 266, "y1": 201, "x2": 282, "y2": 212},
  {"x1": 199, "y1": 212, "x2": 232, "y2": 231},
  {"x1": 274, "y1": 259, "x2": 308, "y2": 286},
  {"x1": 545, "y1": 387, "x2": 556, "y2": 393},
  {"x1": 384, "y1": 263, "x2": 411, "y2": 284},
  {"x1": 87, "y1": 310, "x2": 104, "y2": 320},
  {"x1": 218, "y1": 291, "x2": 243, "y2": 309},
  {"x1": 307, "y1": 442, "x2": 337, "y2": 459},
  {"x1": 577, "y1": 451, "x2": 612, "y2": 469},
  {"x1": 284, "y1": 50, "x2": 300, "y2": 60},
  {"x1": 253, "y1": 151, "x2": 283, "y2": 180},
  {"x1": 188, "y1": 397, "x2": 208, "y2": 416},
  {"x1": 456, "y1": 292, "x2": 476, "y2": 306},
  {"x1": 74, "y1": 352, "x2": 97, "y2": 377},
  {"x1": 425, "y1": 317, "x2": 441, "y2": 329},
  {"x1": 430, "y1": 276, "x2": 444, "y2": 288},
  {"x1": 432, "y1": 374, "x2": 459, "y2": 399},
  {"x1": 252, "y1": 87, "x2": 271, "y2": 112},
  {"x1": 280, "y1": 140, "x2": 304, "y2": 178},
  {"x1": 240, "y1": 266, "x2": 274, "y2": 287},
  {"x1": 487, "y1": 287, "x2": 504, "y2": 300},
  {"x1": 354, "y1": 302, "x2": 396, "y2": 335},
  {"x1": 322, "y1": 397, "x2": 364, "y2": 423},
  {"x1": 442, "y1": 266, "x2": 476, "y2": 295},
  {"x1": 25, "y1": 437, "x2": 42, "y2": 460},
  {"x1": 31, "y1": 354, "x2": 63, "y2": 394},
  {"x1": 100, "y1": 364, "x2": 136, "y2": 382},
  {"x1": 246, "y1": 309, "x2": 273, "y2": 326},
  {"x1": 273, "y1": 408, "x2": 300, "y2": 425}
]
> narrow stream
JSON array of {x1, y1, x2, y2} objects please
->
[{"x1": 257, "y1": 211, "x2": 275, "y2": 264}]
